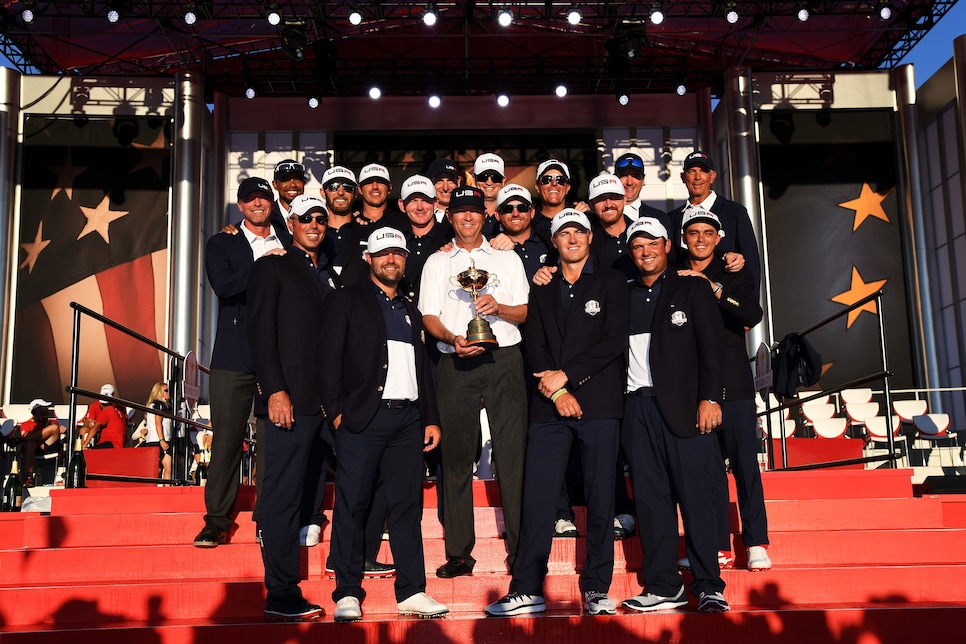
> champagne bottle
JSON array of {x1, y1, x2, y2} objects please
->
[
  {"x1": 66, "y1": 437, "x2": 87, "y2": 489},
  {"x1": 2, "y1": 460, "x2": 23, "y2": 512}
]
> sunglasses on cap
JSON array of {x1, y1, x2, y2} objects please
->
[
  {"x1": 538, "y1": 175, "x2": 570, "y2": 186},
  {"x1": 616, "y1": 157, "x2": 645, "y2": 172},
  {"x1": 498, "y1": 202, "x2": 532, "y2": 215},
  {"x1": 275, "y1": 161, "x2": 306, "y2": 177},
  {"x1": 295, "y1": 213, "x2": 328, "y2": 225},
  {"x1": 475, "y1": 171, "x2": 503, "y2": 183},
  {"x1": 323, "y1": 181, "x2": 357, "y2": 192}
]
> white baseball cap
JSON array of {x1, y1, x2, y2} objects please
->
[
  {"x1": 99, "y1": 384, "x2": 115, "y2": 397},
  {"x1": 29, "y1": 398, "x2": 53, "y2": 412},
  {"x1": 400, "y1": 175, "x2": 437, "y2": 201},
  {"x1": 366, "y1": 227, "x2": 409, "y2": 255},
  {"x1": 321, "y1": 166, "x2": 357, "y2": 187},
  {"x1": 473, "y1": 153, "x2": 505, "y2": 177},
  {"x1": 550, "y1": 209, "x2": 593, "y2": 236},
  {"x1": 289, "y1": 194, "x2": 328, "y2": 218},
  {"x1": 497, "y1": 184, "x2": 533, "y2": 208},
  {"x1": 536, "y1": 159, "x2": 570, "y2": 179},
  {"x1": 358, "y1": 163, "x2": 391, "y2": 185},
  {"x1": 627, "y1": 217, "x2": 669, "y2": 241},
  {"x1": 588, "y1": 173, "x2": 624, "y2": 201}
]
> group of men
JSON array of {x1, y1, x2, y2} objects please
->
[{"x1": 193, "y1": 148, "x2": 770, "y2": 621}]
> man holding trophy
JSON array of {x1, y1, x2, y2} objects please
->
[{"x1": 418, "y1": 186, "x2": 530, "y2": 578}]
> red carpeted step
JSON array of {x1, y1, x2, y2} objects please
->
[
  {"x1": 4, "y1": 606, "x2": 964, "y2": 644},
  {"x1": 935, "y1": 495, "x2": 966, "y2": 527}
]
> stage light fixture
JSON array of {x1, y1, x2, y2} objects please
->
[
  {"x1": 497, "y1": 8, "x2": 513, "y2": 27},
  {"x1": 650, "y1": 4, "x2": 664, "y2": 25},
  {"x1": 725, "y1": 2, "x2": 739, "y2": 24},
  {"x1": 676, "y1": 82, "x2": 687, "y2": 96},
  {"x1": 281, "y1": 22, "x2": 307, "y2": 62},
  {"x1": 877, "y1": 1, "x2": 892, "y2": 20},
  {"x1": 796, "y1": 2, "x2": 809, "y2": 22},
  {"x1": 497, "y1": 93, "x2": 510, "y2": 107},
  {"x1": 245, "y1": 85, "x2": 256, "y2": 99},
  {"x1": 423, "y1": 4, "x2": 438, "y2": 26},
  {"x1": 616, "y1": 91, "x2": 630, "y2": 106},
  {"x1": 349, "y1": 5, "x2": 363, "y2": 25},
  {"x1": 369, "y1": 86, "x2": 382, "y2": 99},
  {"x1": 183, "y1": 2, "x2": 197, "y2": 25},
  {"x1": 555, "y1": 84, "x2": 568, "y2": 98},
  {"x1": 22, "y1": 1, "x2": 36, "y2": 23},
  {"x1": 566, "y1": 7, "x2": 581, "y2": 25},
  {"x1": 308, "y1": 96, "x2": 320, "y2": 109},
  {"x1": 107, "y1": 9, "x2": 120, "y2": 23},
  {"x1": 428, "y1": 94, "x2": 441, "y2": 108},
  {"x1": 266, "y1": 3, "x2": 281, "y2": 26}
]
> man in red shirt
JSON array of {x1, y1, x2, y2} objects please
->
[
  {"x1": 19, "y1": 398, "x2": 62, "y2": 484},
  {"x1": 81, "y1": 384, "x2": 128, "y2": 448}
]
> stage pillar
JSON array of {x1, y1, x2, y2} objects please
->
[{"x1": 0, "y1": 67, "x2": 21, "y2": 401}]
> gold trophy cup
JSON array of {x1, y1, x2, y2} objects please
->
[{"x1": 452, "y1": 258, "x2": 499, "y2": 351}]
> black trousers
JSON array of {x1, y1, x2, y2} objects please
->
[
  {"x1": 511, "y1": 418, "x2": 619, "y2": 596},
  {"x1": 204, "y1": 369, "x2": 262, "y2": 531},
  {"x1": 715, "y1": 398, "x2": 769, "y2": 549},
  {"x1": 437, "y1": 346, "x2": 527, "y2": 569},
  {"x1": 330, "y1": 406, "x2": 427, "y2": 603},
  {"x1": 257, "y1": 410, "x2": 326, "y2": 600},
  {"x1": 622, "y1": 395, "x2": 725, "y2": 598}
]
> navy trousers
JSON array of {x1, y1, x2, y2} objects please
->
[{"x1": 715, "y1": 398, "x2": 769, "y2": 549}]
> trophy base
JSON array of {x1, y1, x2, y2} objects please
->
[{"x1": 466, "y1": 335, "x2": 499, "y2": 352}]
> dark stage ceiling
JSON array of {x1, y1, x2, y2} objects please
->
[{"x1": 0, "y1": 1, "x2": 956, "y2": 100}]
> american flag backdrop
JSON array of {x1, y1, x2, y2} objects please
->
[
  {"x1": 760, "y1": 108, "x2": 915, "y2": 390},
  {"x1": 12, "y1": 116, "x2": 171, "y2": 404}
]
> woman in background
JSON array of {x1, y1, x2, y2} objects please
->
[{"x1": 135, "y1": 382, "x2": 173, "y2": 480}]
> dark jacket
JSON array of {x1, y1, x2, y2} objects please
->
[
  {"x1": 525, "y1": 260, "x2": 629, "y2": 423},
  {"x1": 205, "y1": 224, "x2": 259, "y2": 373},
  {"x1": 646, "y1": 270, "x2": 725, "y2": 438},
  {"x1": 246, "y1": 250, "x2": 328, "y2": 417},
  {"x1": 320, "y1": 284, "x2": 440, "y2": 433}
]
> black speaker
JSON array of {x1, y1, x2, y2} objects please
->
[{"x1": 921, "y1": 476, "x2": 966, "y2": 495}]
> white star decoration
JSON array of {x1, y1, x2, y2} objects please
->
[
  {"x1": 19, "y1": 221, "x2": 51, "y2": 273},
  {"x1": 77, "y1": 195, "x2": 129, "y2": 244}
]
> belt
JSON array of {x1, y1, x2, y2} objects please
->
[
  {"x1": 629, "y1": 387, "x2": 656, "y2": 398},
  {"x1": 381, "y1": 399, "x2": 415, "y2": 409}
]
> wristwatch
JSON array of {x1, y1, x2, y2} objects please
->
[
  {"x1": 712, "y1": 282, "x2": 723, "y2": 295},
  {"x1": 705, "y1": 400, "x2": 719, "y2": 405}
]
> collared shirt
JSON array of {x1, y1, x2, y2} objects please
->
[
  {"x1": 327, "y1": 220, "x2": 358, "y2": 271},
  {"x1": 294, "y1": 248, "x2": 340, "y2": 305},
  {"x1": 373, "y1": 281, "x2": 419, "y2": 401},
  {"x1": 488, "y1": 224, "x2": 550, "y2": 282},
  {"x1": 558, "y1": 257, "x2": 595, "y2": 318},
  {"x1": 627, "y1": 271, "x2": 666, "y2": 392},
  {"x1": 679, "y1": 190, "x2": 719, "y2": 248},
  {"x1": 240, "y1": 221, "x2": 284, "y2": 259},
  {"x1": 405, "y1": 219, "x2": 453, "y2": 300},
  {"x1": 592, "y1": 215, "x2": 633, "y2": 269},
  {"x1": 624, "y1": 197, "x2": 644, "y2": 221},
  {"x1": 418, "y1": 237, "x2": 529, "y2": 353}
]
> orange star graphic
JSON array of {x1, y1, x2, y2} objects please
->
[
  {"x1": 830, "y1": 266, "x2": 888, "y2": 328},
  {"x1": 19, "y1": 221, "x2": 51, "y2": 273},
  {"x1": 837, "y1": 183, "x2": 892, "y2": 231},
  {"x1": 77, "y1": 195, "x2": 129, "y2": 244}
]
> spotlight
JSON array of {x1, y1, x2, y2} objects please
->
[
  {"x1": 796, "y1": 2, "x2": 809, "y2": 22},
  {"x1": 427, "y1": 94, "x2": 441, "y2": 108},
  {"x1": 184, "y1": 10, "x2": 197, "y2": 24},
  {"x1": 22, "y1": 9, "x2": 34, "y2": 23},
  {"x1": 877, "y1": 1, "x2": 892, "y2": 20},
  {"x1": 616, "y1": 91, "x2": 630, "y2": 106},
  {"x1": 349, "y1": 6, "x2": 363, "y2": 25},
  {"x1": 423, "y1": 4, "x2": 438, "y2": 26},
  {"x1": 245, "y1": 85, "x2": 256, "y2": 99},
  {"x1": 107, "y1": 9, "x2": 120, "y2": 23},
  {"x1": 497, "y1": 93, "x2": 510, "y2": 107},
  {"x1": 555, "y1": 84, "x2": 568, "y2": 98},
  {"x1": 281, "y1": 22, "x2": 307, "y2": 62},
  {"x1": 497, "y1": 8, "x2": 513, "y2": 27},
  {"x1": 566, "y1": 7, "x2": 581, "y2": 25},
  {"x1": 369, "y1": 86, "x2": 382, "y2": 99},
  {"x1": 267, "y1": 4, "x2": 281, "y2": 26},
  {"x1": 650, "y1": 4, "x2": 664, "y2": 25},
  {"x1": 308, "y1": 96, "x2": 320, "y2": 109},
  {"x1": 676, "y1": 82, "x2": 687, "y2": 96},
  {"x1": 725, "y1": 2, "x2": 739, "y2": 24}
]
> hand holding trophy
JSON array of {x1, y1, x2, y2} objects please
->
[{"x1": 452, "y1": 257, "x2": 499, "y2": 351}]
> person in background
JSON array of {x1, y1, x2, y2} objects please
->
[
  {"x1": 18, "y1": 399, "x2": 63, "y2": 486},
  {"x1": 134, "y1": 382, "x2": 173, "y2": 480},
  {"x1": 81, "y1": 384, "x2": 127, "y2": 449}
]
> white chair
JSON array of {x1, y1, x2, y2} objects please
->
[
  {"x1": 761, "y1": 412, "x2": 796, "y2": 438},
  {"x1": 865, "y1": 415, "x2": 907, "y2": 467},
  {"x1": 913, "y1": 413, "x2": 951, "y2": 440},
  {"x1": 811, "y1": 417, "x2": 848, "y2": 439},
  {"x1": 845, "y1": 402, "x2": 880, "y2": 428},
  {"x1": 800, "y1": 403, "x2": 836, "y2": 426},
  {"x1": 893, "y1": 399, "x2": 928, "y2": 422},
  {"x1": 2, "y1": 404, "x2": 32, "y2": 423},
  {"x1": 841, "y1": 388, "x2": 874, "y2": 405},
  {"x1": 799, "y1": 392, "x2": 831, "y2": 406}
]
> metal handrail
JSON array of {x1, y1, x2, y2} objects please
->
[{"x1": 762, "y1": 288, "x2": 896, "y2": 471}]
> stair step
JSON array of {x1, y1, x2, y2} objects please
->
[{"x1": 4, "y1": 566, "x2": 966, "y2": 628}]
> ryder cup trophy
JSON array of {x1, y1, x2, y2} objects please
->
[{"x1": 452, "y1": 258, "x2": 499, "y2": 351}]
